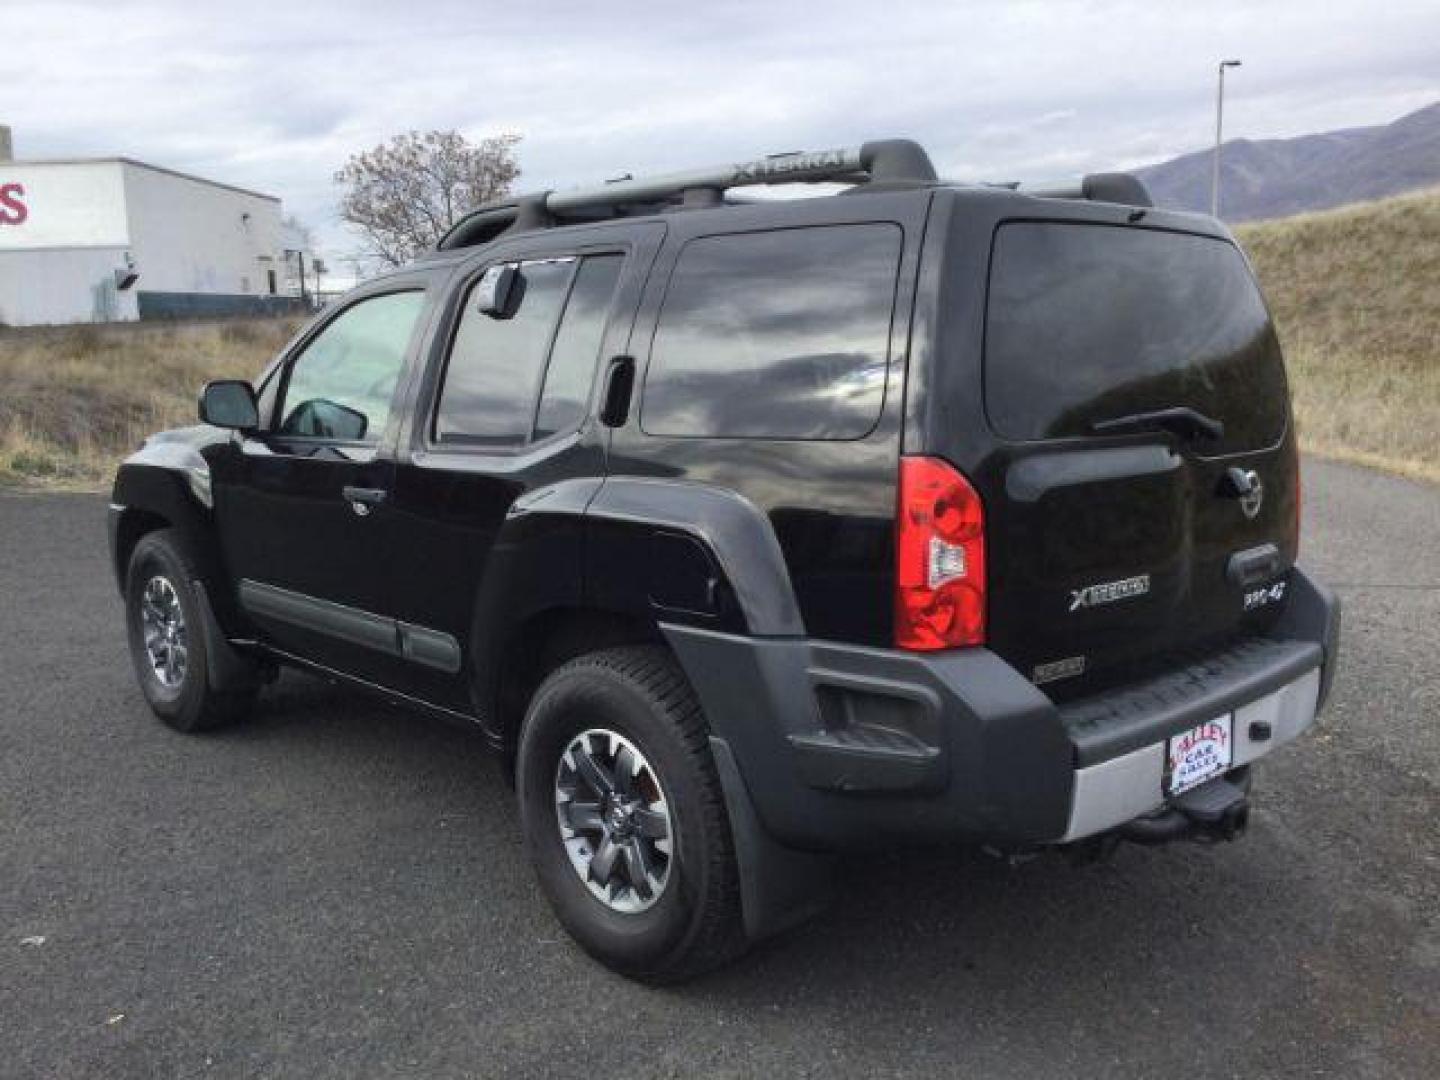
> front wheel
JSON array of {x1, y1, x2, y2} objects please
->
[
  {"x1": 516, "y1": 646, "x2": 746, "y2": 982},
  {"x1": 124, "y1": 529, "x2": 256, "y2": 733}
]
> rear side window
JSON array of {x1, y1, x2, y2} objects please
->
[
  {"x1": 984, "y1": 223, "x2": 1288, "y2": 454},
  {"x1": 435, "y1": 258, "x2": 574, "y2": 445},
  {"x1": 642, "y1": 223, "x2": 901, "y2": 439},
  {"x1": 535, "y1": 255, "x2": 623, "y2": 439}
]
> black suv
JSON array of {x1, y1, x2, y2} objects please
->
[{"x1": 109, "y1": 139, "x2": 1340, "y2": 981}]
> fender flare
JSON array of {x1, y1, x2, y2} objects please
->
[
  {"x1": 109, "y1": 433, "x2": 245, "y2": 635},
  {"x1": 110, "y1": 436, "x2": 259, "y2": 690},
  {"x1": 469, "y1": 475, "x2": 805, "y2": 735},
  {"x1": 582, "y1": 476, "x2": 804, "y2": 637}
]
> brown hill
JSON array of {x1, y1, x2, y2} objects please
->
[{"x1": 1237, "y1": 186, "x2": 1440, "y2": 481}]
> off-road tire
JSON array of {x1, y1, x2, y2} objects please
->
[
  {"x1": 516, "y1": 646, "x2": 746, "y2": 983},
  {"x1": 124, "y1": 529, "x2": 257, "y2": 733}
]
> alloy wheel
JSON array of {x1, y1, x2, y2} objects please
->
[
  {"x1": 554, "y1": 729, "x2": 673, "y2": 913},
  {"x1": 140, "y1": 575, "x2": 188, "y2": 689}
]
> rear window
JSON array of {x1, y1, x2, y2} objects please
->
[
  {"x1": 642, "y1": 223, "x2": 901, "y2": 440},
  {"x1": 984, "y1": 223, "x2": 1288, "y2": 454}
]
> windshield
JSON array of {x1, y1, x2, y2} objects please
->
[{"x1": 984, "y1": 222, "x2": 1289, "y2": 455}]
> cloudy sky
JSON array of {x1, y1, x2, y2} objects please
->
[{"x1": 7, "y1": 0, "x2": 1438, "y2": 267}]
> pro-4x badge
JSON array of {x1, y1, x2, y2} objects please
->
[{"x1": 1070, "y1": 574, "x2": 1150, "y2": 612}]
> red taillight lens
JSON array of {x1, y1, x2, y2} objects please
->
[{"x1": 895, "y1": 456, "x2": 986, "y2": 650}]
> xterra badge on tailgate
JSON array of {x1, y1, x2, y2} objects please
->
[{"x1": 1070, "y1": 574, "x2": 1150, "y2": 612}]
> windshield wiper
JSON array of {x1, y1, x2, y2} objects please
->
[{"x1": 1090, "y1": 406, "x2": 1225, "y2": 443}]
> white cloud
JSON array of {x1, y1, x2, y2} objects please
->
[{"x1": 6, "y1": 0, "x2": 1438, "y2": 258}]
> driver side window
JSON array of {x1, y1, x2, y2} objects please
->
[{"x1": 277, "y1": 290, "x2": 426, "y2": 442}]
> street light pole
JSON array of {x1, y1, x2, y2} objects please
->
[{"x1": 1212, "y1": 59, "x2": 1242, "y2": 217}]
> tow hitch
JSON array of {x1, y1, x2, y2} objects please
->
[
  {"x1": 1063, "y1": 771, "x2": 1254, "y2": 864},
  {"x1": 1120, "y1": 775, "x2": 1251, "y2": 845}
]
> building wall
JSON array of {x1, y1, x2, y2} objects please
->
[
  {"x1": 0, "y1": 247, "x2": 138, "y2": 325},
  {"x1": 0, "y1": 158, "x2": 307, "y2": 325},
  {"x1": 120, "y1": 163, "x2": 285, "y2": 299}
]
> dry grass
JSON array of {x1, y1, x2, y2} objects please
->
[
  {"x1": 1237, "y1": 187, "x2": 1440, "y2": 483},
  {"x1": 0, "y1": 318, "x2": 301, "y2": 489}
]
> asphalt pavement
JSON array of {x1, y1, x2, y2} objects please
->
[{"x1": 1, "y1": 457, "x2": 1435, "y2": 1078}]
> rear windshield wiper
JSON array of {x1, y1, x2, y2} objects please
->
[{"x1": 1090, "y1": 406, "x2": 1225, "y2": 443}]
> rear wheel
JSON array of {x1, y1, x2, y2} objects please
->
[
  {"x1": 124, "y1": 529, "x2": 256, "y2": 733},
  {"x1": 516, "y1": 646, "x2": 745, "y2": 982}
]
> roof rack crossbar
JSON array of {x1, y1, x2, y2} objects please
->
[
  {"x1": 435, "y1": 139, "x2": 944, "y2": 250},
  {"x1": 542, "y1": 137, "x2": 934, "y2": 214},
  {"x1": 546, "y1": 148, "x2": 859, "y2": 212}
]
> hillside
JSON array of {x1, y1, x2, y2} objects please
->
[
  {"x1": 1137, "y1": 101, "x2": 1440, "y2": 221},
  {"x1": 1236, "y1": 186, "x2": 1440, "y2": 481}
]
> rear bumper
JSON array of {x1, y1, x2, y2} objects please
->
[
  {"x1": 1061, "y1": 665, "x2": 1318, "y2": 841},
  {"x1": 665, "y1": 566, "x2": 1340, "y2": 852}
]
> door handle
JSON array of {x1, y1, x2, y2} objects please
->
[
  {"x1": 1226, "y1": 542, "x2": 1282, "y2": 587},
  {"x1": 342, "y1": 486, "x2": 388, "y2": 516},
  {"x1": 600, "y1": 355, "x2": 636, "y2": 428}
]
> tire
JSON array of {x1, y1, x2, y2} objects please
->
[
  {"x1": 124, "y1": 529, "x2": 257, "y2": 733},
  {"x1": 516, "y1": 646, "x2": 746, "y2": 982}
]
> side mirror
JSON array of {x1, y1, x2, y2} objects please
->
[
  {"x1": 199, "y1": 379, "x2": 259, "y2": 431},
  {"x1": 475, "y1": 263, "x2": 519, "y2": 318}
]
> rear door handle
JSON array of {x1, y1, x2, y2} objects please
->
[
  {"x1": 342, "y1": 486, "x2": 388, "y2": 516},
  {"x1": 1226, "y1": 542, "x2": 1282, "y2": 587},
  {"x1": 600, "y1": 355, "x2": 636, "y2": 428}
]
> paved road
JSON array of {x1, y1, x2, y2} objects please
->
[{"x1": 1, "y1": 458, "x2": 1435, "y2": 1079}]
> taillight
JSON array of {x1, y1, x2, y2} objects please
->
[{"x1": 895, "y1": 456, "x2": 986, "y2": 650}]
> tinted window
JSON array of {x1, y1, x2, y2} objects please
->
[
  {"x1": 984, "y1": 223, "x2": 1288, "y2": 454},
  {"x1": 278, "y1": 290, "x2": 424, "y2": 442},
  {"x1": 436, "y1": 259, "x2": 574, "y2": 445},
  {"x1": 535, "y1": 255, "x2": 623, "y2": 438},
  {"x1": 642, "y1": 224, "x2": 901, "y2": 439}
]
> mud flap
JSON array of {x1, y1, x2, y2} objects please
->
[
  {"x1": 709, "y1": 736, "x2": 834, "y2": 941},
  {"x1": 192, "y1": 580, "x2": 261, "y2": 693}
]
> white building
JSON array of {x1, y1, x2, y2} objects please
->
[{"x1": 0, "y1": 125, "x2": 312, "y2": 326}]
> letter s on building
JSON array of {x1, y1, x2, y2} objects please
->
[{"x1": 0, "y1": 183, "x2": 28, "y2": 225}]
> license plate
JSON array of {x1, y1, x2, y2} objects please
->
[{"x1": 1166, "y1": 715, "x2": 1233, "y2": 796}]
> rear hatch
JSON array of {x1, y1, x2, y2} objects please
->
[{"x1": 970, "y1": 217, "x2": 1298, "y2": 694}]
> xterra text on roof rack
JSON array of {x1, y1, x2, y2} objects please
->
[{"x1": 109, "y1": 138, "x2": 1341, "y2": 981}]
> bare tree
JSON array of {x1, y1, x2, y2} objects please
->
[{"x1": 336, "y1": 130, "x2": 521, "y2": 267}]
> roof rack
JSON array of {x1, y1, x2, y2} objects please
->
[
  {"x1": 436, "y1": 138, "x2": 938, "y2": 250},
  {"x1": 432, "y1": 141, "x2": 1155, "y2": 254}
]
